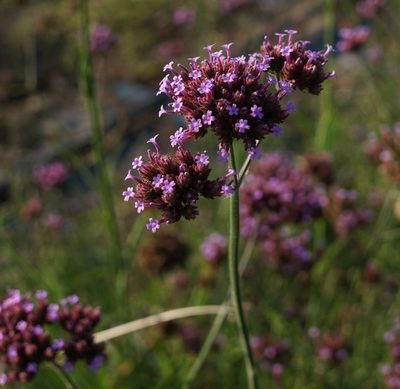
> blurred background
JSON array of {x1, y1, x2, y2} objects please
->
[{"x1": 0, "y1": 0, "x2": 400, "y2": 387}]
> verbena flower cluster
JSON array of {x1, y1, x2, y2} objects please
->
[
  {"x1": 0, "y1": 289, "x2": 105, "y2": 385},
  {"x1": 124, "y1": 136, "x2": 231, "y2": 232},
  {"x1": 356, "y1": 0, "x2": 385, "y2": 18},
  {"x1": 240, "y1": 152, "x2": 371, "y2": 275},
  {"x1": 90, "y1": 24, "x2": 117, "y2": 56},
  {"x1": 250, "y1": 335, "x2": 290, "y2": 379},
  {"x1": 262, "y1": 230, "x2": 316, "y2": 275},
  {"x1": 336, "y1": 26, "x2": 370, "y2": 53},
  {"x1": 240, "y1": 152, "x2": 328, "y2": 237},
  {"x1": 309, "y1": 328, "x2": 348, "y2": 364},
  {"x1": 380, "y1": 318, "x2": 400, "y2": 388},
  {"x1": 158, "y1": 43, "x2": 289, "y2": 154},
  {"x1": 260, "y1": 30, "x2": 335, "y2": 95},
  {"x1": 218, "y1": 0, "x2": 256, "y2": 14},
  {"x1": 33, "y1": 161, "x2": 69, "y2": 190},
  {"x1": 366, "y1": 124, "x2": 400, "y2": 182},
  {"x1": 200, "y1": 233, "x2": 227, "y2": 266},
  {"x1": 123, "y1": 31, "x2": 333, "y2": 231}
]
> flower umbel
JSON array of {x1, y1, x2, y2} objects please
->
[
  {"x1": 261, "y1": 30, "x2": 335, "y2": 95},
  {"x1": 157, "y1": 43, "x2": 289, "y2": 153},
  {"x1": 0, "y1": 290, "x2": 105, "y2": 384},
  {"x1": 124, "y1": 136, "x2": 229, "y2": 231}
]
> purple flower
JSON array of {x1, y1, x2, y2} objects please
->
[
  {"x1": 52, "y1": 339, "x2": 65, "y2": 350},
  {"x1": 202, "y1": 110, "x2": 215, "y2": 125},
  {"x1": 161, "y1": 179, "x2": 176, "y2": 194},
  {"x1": 26, "y1": 362, "x2": 38, "y2": 374},
  {"x1": 170, "y1": 128, "x2": 188, "y2": 147},
  {"x1": 188, "y1": 118, "x2": 203, "y2": 133},
  {"x1": 221, "y1": 184, "x2": 234, "y2": 197},
  {"x1": 90, "y1": 24, "x2": 117, "y2": 55},
  {"x1": 23, "y1": 302, "x2": 34, "y2": 312},
  {"x1": 285, "y1": 102, "x2": 296, "y2": 112},
  {"x1": 198, "y1": 79, "x2": 214, "y2": 94},
  {"x1": 195, "y1": 152, "x2": 210, "y2": 167},
  {"x1": 235, "y1": 119, "x2": 250, "y2": 133},
  {"x1": 152, "y1": 174, "x2": 164, "y2": 188},
  {"x1": 249, "y1": 147, "x2": 261, "y2": 160},
  {"x1": 250, "y1": 105, "x2": 264, "y2": 119},
  {"x1": 146, "y1": 218, "x2": 160, "y2": 233},
  {"x1": 132, "y1": 156, "x2": 143, "y2": 169},
  {"x1": 122, "y1": 187, "x2": 135, "y2": 202},
  {"x1": 33, "y1": 161, "x2": 69, "y2": 190},
  {"x1": 221, "y1": 72, "x2": 236, "y2": 83},
  {"x1": 134, "y1": 200, "x2": 145, "y2": 214},
  {"x1": 90, "y1": 355, "x2": 105, "y2": 372},
  {"x1": 67, "y1": 295, "x2": 79, "y2": 304},
  {"x1": 189, "y1": 69, "x2": 202, "y2": 79},
  {"x1": 337, "y1": 26, "x2": 370, "y2": 52},
  {"x1": 217, "y1": 146, "x2": 230, "y2": 163},
  {"x1": 172, "y1": 98, "x2": 183, "y2": 112},
  {"x1": 16, "y1": 320, "x2": 27, "y2": 331},
  {"x1": 201, "y1": 233, "x2": 227, "y2": 266},
  {"x1": 227, "y1": 103, "x2": 239, "y2": 116},
  {"x1": 0, "y1": 373, "x2": 7, "y2": 385}
]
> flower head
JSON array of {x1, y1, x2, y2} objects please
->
[
  {"x1": 261, "y1": 31, "x2": 334, "y2": 95},
  {"x1": 201, "y1": 233, "x2": 227, "y2": 266},
  {"x1": 90, "y1": 24, "x2": 117, "y2": 55},
  {"x1": 123, "y1": 136, "x2": 228, "y2": 230},
  {"x1": 0, "y1": 290, "x2": 105, "y2": 384},
  {"x1": 337, "y1": 26, "x2": 370, "y2": 52},
  {"x1": 157, "y1": 43, "x2": 289, "y2": 152},
  {"x1": 33, "y1": 162, "x2": 69, "y2": 190}
]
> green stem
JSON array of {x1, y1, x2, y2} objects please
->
[
  {"x1": 229, "y1": 145, "x2": 257, "y2": 389},
  {"x1": 78, "y1": 0, "x2": 123, "y2": 273},
  {"x1": 50, "y1": 362, "x2": 79, "y2": 389},
  {"x1": 183, "y1": 225, "x2": 258, "y2": 388}
]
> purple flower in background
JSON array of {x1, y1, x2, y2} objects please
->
[
  {"x1": 42, "y1": 212, "x2": 64, "y2": 231},
  {"x1": 201, "y1": 233, "x2": 227, "y2": 266},
  {"x1": 356, "y1": 0, "x2": 385, "y2": 18},
  {"x1": 33, "y1": 161, "x2": 69, "y2": 190},
  {"x1": 90, "y1": 23, "x2": 117, "y2": 55},
  {"x1": 311, "y1": 332, "x2": 349, "y2": 364},
  {"x1": 0, "y1": 290, "x2": 105, "y2": 384},
  {"x1": 365, "y1": 124, "x2": 400, "y2": 182},
  {"x1": 337, "y1": 26, "x2": 370, "y2": 52},
  {"x1": 250, "y1": 334, "x2": 290, "y2": 379},
  {"x1": 172, "y1": 6, "x2": 194, "y2": 26},
  {"x1": 240, "y1": 153, "x2": 327, "y2": 236}
]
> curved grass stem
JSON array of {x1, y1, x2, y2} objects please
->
[{"x1": 94, "y1": 305, "x2": 227, "y2": 343}]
